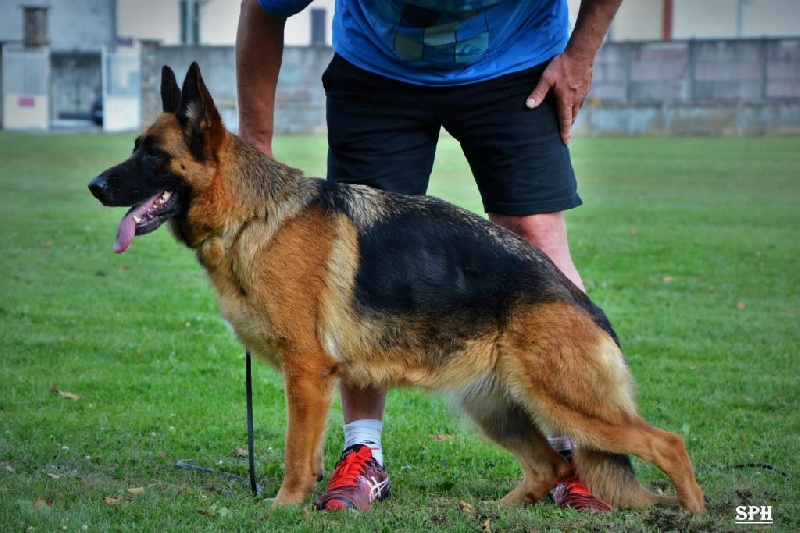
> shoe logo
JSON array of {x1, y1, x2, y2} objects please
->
[{"x1": 366, "y1": 475, "x2": 389, "y2": 502}]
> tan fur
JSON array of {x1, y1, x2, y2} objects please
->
[{"x1": 94, "y1": 64, "x2": 705, "y2": 514}]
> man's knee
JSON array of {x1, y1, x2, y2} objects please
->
[
  {"x1": 489, "y1": 212, "x2": 568, "y2": 253},
  {"x1": 489, "y1": 211, "x2": 584, "y2": 290}
]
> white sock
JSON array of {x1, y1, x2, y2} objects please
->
[
  {"x1": 548, "y1": 436, "x2": 573, "y2": 456},
  {"x1": 343, "y1": 419, "x2": 383, "y2": 466}
]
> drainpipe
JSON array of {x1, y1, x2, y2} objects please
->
[
  {"x1": 110, "y1": 0, "x2": 117, "y2": 51},
  {"x1": 662, "y1": 0, "x2": 673, "y2": 41}
]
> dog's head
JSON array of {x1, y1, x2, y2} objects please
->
[{"x1": 88, "y1": 62, "x2": 225, "y2": 253}]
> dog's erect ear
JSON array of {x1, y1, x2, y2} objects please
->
[
  {"x1": 160, "y1": 65, "x2": 181, "y2": 113},
  {"x1": 177, "y1": 62, "x2": 224, "y2": 160}
]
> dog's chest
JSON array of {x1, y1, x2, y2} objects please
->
[
  {"x1": 217, "y1": 292, "x2": 282, "y2": 367},
  {"x1": 198, "y1": 238, "x2": 283, "y2": 367}
]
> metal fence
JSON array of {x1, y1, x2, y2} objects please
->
[{"x1": 2, "y1": 45, "x2": 49, "y2": 130}]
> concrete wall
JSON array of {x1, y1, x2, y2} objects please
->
[
  {"x1": 592, "y1": 39, "x2": 800, "y2": 104},
  {"x1": 140, "y1": 43, "x2": 333, "y2": 134},
  {"x1": 584, "y1": 39, "x2": 800, "y2": 135},
  {"x1": 141, "y1": 43, "x2": 240, "y2": 129},
  {"x1": 140, "y1": 38, "x2": 797, "y2": 137},
  {"x1": 576, "y1": 102, "x2": 800, "y2": 136}
]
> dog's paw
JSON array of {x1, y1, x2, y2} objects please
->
[{"x1": 262, "y1": 497, "x2": 277, "y2": 507}]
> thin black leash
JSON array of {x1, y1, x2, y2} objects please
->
[
  {"x1": 175, "y1": 351, "x2": 262, "y2": 497},
  {"x1": 245, "y1": 350, "x2": 260, "y2": 496}
]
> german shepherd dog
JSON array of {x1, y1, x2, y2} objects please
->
[{"x1": 88, "y1": 63, "x2": 705, "y2": 514}]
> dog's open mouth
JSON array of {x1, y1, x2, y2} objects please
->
[{"x1": 114, "y1": 190, "x2": 177, "y2": 253}]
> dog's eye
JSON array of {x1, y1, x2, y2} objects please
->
[{"x1": 146, "y1": 145, "x2": 165, "y2": 159}]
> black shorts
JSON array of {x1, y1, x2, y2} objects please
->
[{"x1": 322, "y1": 54, "x2": 581, "y2": 216}]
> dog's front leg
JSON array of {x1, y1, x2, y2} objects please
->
[{"x1": 273, "y1": 357, "x2": 337, "y2": 507}]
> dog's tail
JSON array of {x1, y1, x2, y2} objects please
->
[{"x1": 574, "y1": 448, "x2": 679, "y2": 508}]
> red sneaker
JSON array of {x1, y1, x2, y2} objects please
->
[
  {"x1": 551, "y1": 470, "x2": 612, "y2": 513},
  {"x1": 314, "y1": 444, "x2": 390, "y2": 511}
]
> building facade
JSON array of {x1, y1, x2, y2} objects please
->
[{"x1": 1, "y1": 0, "x2": 798, "y2": 133}]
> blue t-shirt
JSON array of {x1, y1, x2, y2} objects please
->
[{"x1": 260, "y1": 0, "x2": 569, "y2": 86}]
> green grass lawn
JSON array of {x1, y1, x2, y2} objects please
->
[{"x1": 1, "y1": 131, "x2": 798, "y2": 531}]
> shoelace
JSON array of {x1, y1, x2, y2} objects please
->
[
  {"x1": 553, "y1": 473, "x2": 612, "y2": 512},
  {"x1": 326, "y1": 447, "x2": 375, "y2": 491},
  {"x1": 557, "y1": 475, "x2": 592, "y2": 496}
]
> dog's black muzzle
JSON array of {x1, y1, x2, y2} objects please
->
[
  {"x1": 88, "y1": 162, "x2": 137, "y2": 207},
  {"x1": 88, "y1": 173, "x2": 114, "y2": 205}
]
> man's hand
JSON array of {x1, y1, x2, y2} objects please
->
[
  {"x1": 526, "y1": 52, "x2": 594, "y2": 145},
  {"x1": 525, "y1": 0, "x2": 622, "y2": 145}
]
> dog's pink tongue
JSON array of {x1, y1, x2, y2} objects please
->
[
  {"x1": 114, "y1": 212, "x2": 137, "y2": 254},
  {"x1": 113, "y1": 198, "x2": 157, "y2": 254}
]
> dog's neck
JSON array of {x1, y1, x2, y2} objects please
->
[
  {"x1": 170, "y1": 132, "x2": 311, "y2": 260},
  {"x1": 232, "y1": 135, "x2": 307, "y2": 202}
]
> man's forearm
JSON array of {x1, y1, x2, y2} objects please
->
[
  {"x1": 235, "y1": 0, "x2": 286, "y2": 155},
  {"x1": 566, "y1": 0, "x2": 623, "y2": 62}
]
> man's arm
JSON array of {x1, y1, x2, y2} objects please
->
[
  {"x1": 235, "y1": 0, "x2": 287, "y2": 156},
  {"x1": 526, "y1": 0, "x2": 623, "y2": 145}
]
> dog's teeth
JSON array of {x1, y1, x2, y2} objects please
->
[
  {"x1": 162, "y1": 191, "x2": 172, "y2": 201},
  {"x1": 133, "y1": 216, "x2": 142, "y2": 224}
]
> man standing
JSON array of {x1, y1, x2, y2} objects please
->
[{"x1": 236, "y1": 0, "x2": 622, "y2": 513}]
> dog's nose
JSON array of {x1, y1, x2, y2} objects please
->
[{"x1": 88, "y1": 175, "x2": 108, "y2": 199}]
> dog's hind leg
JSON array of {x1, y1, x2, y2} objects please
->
[
  {"x1": 572, "y1": 423, "x2": 702, "y2": 512},
  {"x1": 570, "y1": 418, "x2": 704, "y2": 514},
  {"x1": 453, "y1": 376, "x2": 571, "y2": 506},
  {"x1": 499, "y1": 302, "x2": 705, "y2": 513},
  {"x1": 273, "y1": 353, "x2": 338, "y2": 507}
]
